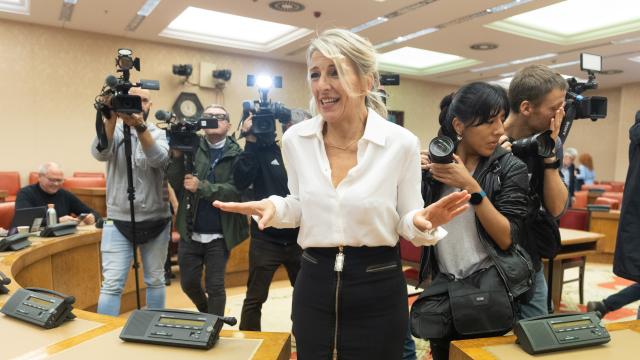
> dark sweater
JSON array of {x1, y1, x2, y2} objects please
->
[
  {"x1": 234, "y1": 141, "x2": 299, "y2": 245},
  {"x1": 15, "y1": 184, "x2": 100, "y2": 222}
]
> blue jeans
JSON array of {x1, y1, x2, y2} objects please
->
[
  {"x1": 517, "y1": 268, "x2": 549, "y2": 320},
  {"x1": 403, "y1": 321, "x2": 417, "y2": 360},
  {"x1": 603, "y1": 282, "x2": 640, "y2": 318},
  {"x1": 97, "y1": 221, "x2": 170, "y2": 316}
]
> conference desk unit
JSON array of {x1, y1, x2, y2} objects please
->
[
  {"x1": 450, "y1": 320, "x2": 640, "y2": 359},
  {"x1": 0, "y1": 229, "x2": 291, "y2": 360}
]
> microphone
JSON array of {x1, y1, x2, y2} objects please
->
[
  {"x1": 105, "y1": 75, "x2": 118, "y2": 89},
  {"x1": 219, "y1": 316, "x2": 237, "y2": 326},
  {"x1": 155, "y1": 110, "x2": 175, "y2": 121}
]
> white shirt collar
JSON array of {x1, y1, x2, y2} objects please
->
[
  {"x1": 206, "y1": 137, "x2": 226, "y2": 149},
  {"x1": 297, "y1": 107, "x2": 387, "y2": 147}
]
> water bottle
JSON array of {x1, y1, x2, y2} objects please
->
[{"x1": 46, "y1": 203, "x2": 57, "y2": 226}]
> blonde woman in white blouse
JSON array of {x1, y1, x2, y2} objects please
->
[{"x1": 215, "y1": 29, "x2": 469, "y2": 360}]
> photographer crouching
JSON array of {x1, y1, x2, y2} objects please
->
[
  {"x1": 233, "y1": 113, "x2": 306, "y2": 331},
  {"x1": 92, "y1": 86, "x2": 172, "y2": 316},
  {"x1": 167, "y1": 105, "x2": 249, "y2": 316}
]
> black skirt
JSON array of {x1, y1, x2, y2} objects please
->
[{"x1": 292, "y1": 245, "x2": 408, "y2": 360}]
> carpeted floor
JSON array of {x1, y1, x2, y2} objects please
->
[{"x1": 156, "y1": 262, "x2": 639, "y2": 359}]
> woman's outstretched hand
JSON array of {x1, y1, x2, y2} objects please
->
[
  {"x1": 213, "y1": 199, "x2": 276, "y2": 230},
  {"x1": 413, "y1": 190, "x2": 470, "y2": 232}
]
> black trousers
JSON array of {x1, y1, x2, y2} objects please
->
[
  {"x1": 239, "y1": 238, "x2": 302, "y2": 331},
  {"x1": 178, "y1": 238, "x2": 229, "y2": 315},
  {"x1": 292, "y1": 246, "x2": 407, "y2": 360}
]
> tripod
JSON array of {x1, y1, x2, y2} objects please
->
[{"x1": 122, "y1": 123, "x2": 143, "y2": 309}]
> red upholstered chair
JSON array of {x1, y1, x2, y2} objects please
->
[
  {"x1": 559, "y1": 208, "x2": 589, "y2": 231},
  {"x1": 0, "y1": 201, "x2": 15, "y2": 230},
  {"x1": 599, "y1": 192, "x2": 623, "y2": 204},
  {"x1": 572, "y1": 191, "x2": 588, "y2": 209},
  {"x1": 399, "y1": 237, "x2": 422, "y2": 286},
  {"x1": 73, "y1": 172, "x2": 106, "y2": 179},
  {"x1": 62, "y1": 177, "x2": 106, "y2": 190},
  {"x1": 608, "y1": 182, "x2": 624, "y2": 192},
  {"x1": 0, "y1": 171, "x2": 20, "y2": 202},
  {"x1": 29, "y1": 172, "x2": 39, "y2": 185},
  {"x1": 594, "y1": 196, "x2": 619, "y2": 210}
]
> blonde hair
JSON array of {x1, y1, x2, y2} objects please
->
[{"x1": 306, "y1": 29, "x2": 387, "y2": 118}]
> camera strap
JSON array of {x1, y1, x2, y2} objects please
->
[{"x1": 95, "y1": 108, "x2": 109, "y2": 152}]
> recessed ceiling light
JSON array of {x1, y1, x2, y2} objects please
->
[
  {"x1": 269, "y1": 1, "x2": 305, "y2": 12},
  {"x1": 125, "y1": 0, "x2": 161, "y2": 31},
  {"x1": 470, "y1": 42, "x2": 498, "y2": 51},
  {"x1": 487, "y1": 0, "x2": 640, "y2": 45},
  {"x1": 600, "y1": 69, "x2": 623, "y2": 75},
  {"x1": 0, "y1": 0, "x2": 29, "y2": 15},
  {"x1": 378, "y1": 47, "x2": 479, "y2": 75},
  {"x1": 160, "y1": 7, "x2": 312, "y2": 52}
]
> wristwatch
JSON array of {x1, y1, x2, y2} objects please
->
[
  {"x1": 469, "y1": 190, "x2": 487, "y2": 205},
  {"x1": 134, "y1": 122, "x2": 147, "y2": 133},
  {"x1": 543, "y1": 158, "x2": 561, "y2": 169}
]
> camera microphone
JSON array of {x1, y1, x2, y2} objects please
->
[
  {"x1": 155, "y1": 110, "x2": 175, "y2": 121},
  {"x1": 105, "y1": 75, "x2": 118, "y2": 89}
]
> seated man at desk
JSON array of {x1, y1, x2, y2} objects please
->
[{"x1": 15, "y1": 162, "x2": 99, "y2": 225}]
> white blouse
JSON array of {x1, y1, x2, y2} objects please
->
[{"x1": 266, "y1": 108, "x2": 446, "y2": 249}]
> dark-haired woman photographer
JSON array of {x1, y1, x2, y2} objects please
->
[{"x1": 418, "y1": 82, "x2": 531, "y2": 359}]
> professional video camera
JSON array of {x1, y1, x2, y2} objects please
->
[
  {"x1": 155, "y1": 110, "x2": 219, "y2": 153},
  {"x1": 558, "y1": 53, "x2": 608, "y2": 143},
  {"x1": 511, "y1": 53, "x2": 608, "y2": 159},
  {"x1": 240, "y1": 75, "x2": 291, "y2": 138},
  {"x1": 94, "y1": 49, "x2": 159, "y2": 115}
]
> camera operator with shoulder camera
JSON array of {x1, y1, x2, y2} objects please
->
[
  {"x1": 501, "y1": 64, "x2": 570, "y2": 319},
  {"x1": 167, "y1": 104, "x2": 249, "y2": 316},
  {"x1": 91, "y1": 86, "x2": 172, "y2": 316},
  {"x1": 233, "y1": 114, "x2": 304, "y2": 331}
]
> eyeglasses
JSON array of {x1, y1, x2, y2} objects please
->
[
  {"x1": 44, "y1": 176, "x2": 64, "y2": 184},
  {"x1": 201, "y1": 113, "x2": 229, "y2": 121}
]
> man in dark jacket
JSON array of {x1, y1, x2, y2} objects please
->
[
  {"x1": 15, "y1": 162, "x2": 99, "y2": 225},
  {"x1": 502, "y1": 65, "x2": 569, "y2": 319},
  {"x1": 233, "y1": 115, "x2": 302, "y2": 331},
  {"x1": 167, "y1": 104, "x2": 249, "y2": 316}
]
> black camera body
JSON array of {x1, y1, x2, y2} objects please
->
[
  {"x1": 95, "y1": 49, "x2": 159, "y2": 115},
  {"x1": 428, "y1": 136, "x2": 455, "y2": 164},
  {"x1": 558, "y1": 54, "x2": 608, "y2": 143},
  {"x1": 240, "y1": 75, "x2": 291, "y2": 143},
  {"x1": 155, "y1": 110, "x2": 218, "y2": 153}
]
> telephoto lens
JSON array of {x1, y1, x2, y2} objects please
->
[
  {"x1": 511, "y1": 130, "x2": 555, "y2": 159},
  {"x1": 428, "y1": 136, "x2": 455, "y2": 164}
]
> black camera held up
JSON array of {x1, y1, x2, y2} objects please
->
[
  {"x1": 558, "y1": 53, "x2": 607, "y2": 143},
  {"x1": 428, "y1": 136, "x2": 456, "y2": 164},
  {"x1": 95, "y1": 49, "x2": 159, "y2": 116},
  {"x1": 155, "y1": 110, "x2": 219, "y2": 153},
  {"x1": 240, "y1": 75, "x2": 291, "y2": 140}
]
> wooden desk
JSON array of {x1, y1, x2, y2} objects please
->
[
  {"x1": 0, "y1": 298, "x2": 290, "y2": 360},
  {"x1": 0, "y1": 189, "x2": 7, "y2": 202},
  {"x1": 543, "y1": 228, "x2": 604, "y2": 311},
  {"x1": 589, "y1": 210, "x2": 620, "y2": 254},
  {"x1": 0, "y1": 228, "x2": 146, "y2": 312},
  {"x1": 68, "y1": 187, "x2": 106, "y2": 217},
  {"x1": 450, "y1": 320, "x2": 640, "y2": 359}
]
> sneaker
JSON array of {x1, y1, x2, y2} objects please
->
[
  {"x1": 586, "y1": 301, "x2": 608, "y2": 318},
  {"x1": 164, "y1": 272, "x2": 172, "y2": 286}
]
